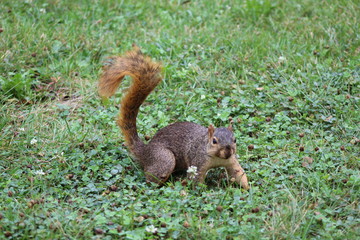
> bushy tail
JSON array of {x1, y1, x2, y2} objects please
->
[{"x1": 98, "y1": 46, "x2": 162, "y2": 154}]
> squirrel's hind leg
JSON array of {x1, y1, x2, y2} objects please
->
[{"x1": 143, "y1": 148, "x2": 176, "y2": 185}]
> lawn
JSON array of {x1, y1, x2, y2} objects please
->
[{"x1": 0, "y1": 0, "x2": 359, "y2": 239}]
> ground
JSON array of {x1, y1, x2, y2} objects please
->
[{"x1": 0, "y1": 0, "x2": 359, "y2": 239}]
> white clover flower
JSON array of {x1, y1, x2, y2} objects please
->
[
  {"x1": 278, "y1": 56, "x2": 286, "y2": 63},
  {"x1": 39, "y1": 8, "x2": 46, "y2": 14},
  {"x1": 145, "y1": 225, "x2": 158, "y2": 233},
  {"x1": 19, "y1": 128, "x2": 25, "y2": 132},
  {"x1": 187, "y1": 166, "x2": 198, "y2": 180},
  {"x1": 180, "y1": 190, "x2": 187, "y2": 197},
  {"x1": 34, "y1": 170, "x2": 45, "y2": 175},
  {"x1": 30, "y1": 138, "x2": 38, "y2": 145}
]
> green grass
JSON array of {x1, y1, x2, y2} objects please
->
[{"x1": 1, "y1": 0, "x2": 359, "y2": 239}]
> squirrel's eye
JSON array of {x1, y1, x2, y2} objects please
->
[
  {"x1": 212, "y1": 138, "x2": 217, "y2": 144},
  {"x1": 234, "y1": 138, "x2": 236, "y2": 143}
]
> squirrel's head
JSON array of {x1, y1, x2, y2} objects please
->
[{"x1": 207, "y1": 124, "x2": 236, "y2": 159}]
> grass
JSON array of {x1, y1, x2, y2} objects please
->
[{"x1": 0, "y1": 0, "x2": 359, "y2": 239}]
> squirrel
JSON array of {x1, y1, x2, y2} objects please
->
[{"x1": 98, "y1": 46, "x2": 249, "y2": 190}]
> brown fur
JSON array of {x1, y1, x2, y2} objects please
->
[{"x1": 98, "y1": 46, "x2": 249, "y2": 189}]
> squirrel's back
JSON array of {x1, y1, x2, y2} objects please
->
[{"x1": 146, "y1": 122, "x2": 207, "y2": 170}]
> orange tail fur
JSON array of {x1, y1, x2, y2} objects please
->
[{"x1": 98, "y1": 46, "x2": 162, "y2": 154}]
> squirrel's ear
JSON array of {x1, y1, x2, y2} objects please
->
[
  {"x1": 228, "y1": 118, "x2": 234, "y2": 131},
  {"x1": 208, "y1": 125, "x2": 215, "y2": 139}
]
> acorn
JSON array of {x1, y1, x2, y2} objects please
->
[
  {"x1": 27, "y1": 200, "x2": 36, "y2": 208},
  {"x1": 66, "y1": 174, "x2": 74, "y2": 180},
  {"x1": 248, "y1": 144, "x2": 254, "y2": 151},
  {"x1": 183, "y1": 221, "x2": 190, "y2": 228},
  {"x1": 251, "y1": 207, "x2": 260, "y2": 213},
  {"x1": 94, "y1": 228, "x2": 104, "y2": 235}
]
